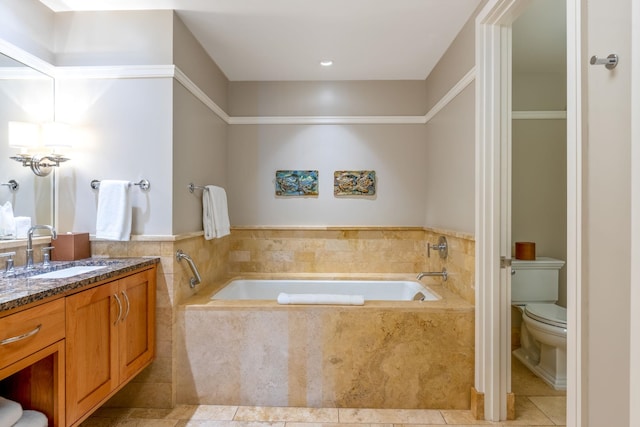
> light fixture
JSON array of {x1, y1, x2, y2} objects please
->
[
  {"x1": 8, "y1": 121, "x2": 71, "y2": 177},
  {"x1": 320, "y1": 60, "x2": 334, "y2": 67}
]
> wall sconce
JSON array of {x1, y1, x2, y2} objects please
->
[{"x1": 8, "y1": 121, "x2": 71, "y2": 177}]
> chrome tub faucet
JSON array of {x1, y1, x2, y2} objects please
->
[{"x1": 417, "y1": 268, "x2": 448, "y2": 281}]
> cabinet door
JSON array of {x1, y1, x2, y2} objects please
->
[
  {"x1": 118, "y1": 268, "x2": 156, "y2": 382},
  {"x1": 65, "y1": 281, "x2": 119, "y2": 425}
]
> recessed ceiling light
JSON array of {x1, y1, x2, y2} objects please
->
[{"x1": 320, "y1": 60, "x2": 334, "y2": 67}]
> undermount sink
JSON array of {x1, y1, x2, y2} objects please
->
[{"x1": 30, "y1": 265, "x2": 107, "y2": 279}]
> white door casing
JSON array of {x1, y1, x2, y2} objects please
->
[{"x1": 475, "y1": 0, "x2": 580, "y2": 423}]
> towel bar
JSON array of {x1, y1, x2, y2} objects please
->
[
  {"x1": 1, "y1": 180, "x2": 19, "y2": 192},
  {"x1": 188, "y1": 183, "x2": 208, "y2": 193},
  {"x1": 91, "y1": 179, "x2": 150, "y2": 191}
]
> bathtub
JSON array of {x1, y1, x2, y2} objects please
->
[
  {"x1": 211, "y1": 278, "x2": 439, "y2": 301},
  {"x1": 177, "y1": 276, "x2": 474, "y2": 410}
]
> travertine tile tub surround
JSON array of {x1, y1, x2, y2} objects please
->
[
  {"x1": 50, "y1": 226, "x2": 474, "y2": 410},
  {"x1": 229, "y1": 227, "x2": 476, "y2": 304},
  {"x1": 176, "y1": 227, "x2": 476, "y2": 410},
  {"x1": 177, "y1": 277, "x2": 474, "y2": 409}
]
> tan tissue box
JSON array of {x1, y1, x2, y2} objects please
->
[{"x1": 52, "y1": 232, "x2": 91, "y2": 261}]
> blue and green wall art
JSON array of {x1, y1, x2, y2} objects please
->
[{"x1": 275, "y1": 170, "x2": 319, "y2": 196}]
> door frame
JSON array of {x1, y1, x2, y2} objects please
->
[
  {"x1": 475, "y1": 0, "x2": 581, "y2": 423},
  {"x1": 631, "y1": 0, "x2": 640, "y2": 423}
]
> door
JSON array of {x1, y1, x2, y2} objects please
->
[
  {"x1": 65, "y1": 281, "x2": 119, "y2": 425},
  {"x1": 118, "y1": 268, "x2": 156, "y2": 382}
]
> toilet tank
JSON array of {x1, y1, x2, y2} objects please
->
[{"x1": 511, "y1": 257, "x2": 565, "y2": 304}]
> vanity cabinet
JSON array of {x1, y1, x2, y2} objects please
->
[
  {"x1": 0, "y1": 299, "x2": 66, "y2": 427},
  {"x1": 65, "y1": 267, "x2": 156, "y2": 427}
]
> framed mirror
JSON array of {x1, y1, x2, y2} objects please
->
[{"x1": 0, "y1": 50, "x2": 55, "y2": 239}]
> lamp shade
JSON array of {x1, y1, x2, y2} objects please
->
[
  {"x1": 42, "y1": 122, "x2": 72, "y2": 150},
  {"x1": 8, "y1": 121, "x2": 39, "y2": 150}
]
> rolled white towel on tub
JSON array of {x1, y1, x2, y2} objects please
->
[
  {"x1": 12, "y1": 410, "x2": 48, "y2": 427},
  {"x1": 277, "y1": 293, "x2": 364, "y2": 305},
  {"x1": 0, "y1": 396, "x2": 23, "y2": 426}
]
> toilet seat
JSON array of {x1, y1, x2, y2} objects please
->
[{"x1": 524, "y1": 303, "x2": 567, "y2": 329}]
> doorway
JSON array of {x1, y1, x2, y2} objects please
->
[{"x1": 475, "y1": 0, "x2": 581, "y2": 424}]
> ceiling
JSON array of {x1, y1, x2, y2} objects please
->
[{"x1": 39, "y1": 0, "x2": 482, "y2": 81}]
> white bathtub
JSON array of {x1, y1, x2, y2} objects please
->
[{"x1": 210, "y1": 278, "x2": 439, "y2": 302}]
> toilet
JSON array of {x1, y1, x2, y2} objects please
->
[{"x1": 511, "y1": 257, "x2": 567, "y2": 390}]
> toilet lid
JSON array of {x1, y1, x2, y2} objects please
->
[{"x1": 524, "y1": 303, "x2": 567, "y2": 328}]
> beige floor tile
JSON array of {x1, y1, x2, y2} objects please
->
[
  {"x1": 511, "y1": 357, "x2": 566, "y2": 398},
  {"x1": 175, "y1": 422, "x2": 284, "y2": 427},
  {"x1": 285, "y1": 424, "x2": 392, "y2": 427},
  {"x1": 502, "y1": 397, "x2": 554, "y2": 426},
  {"x1": 527, "y1": 397, "x2": 566, "y2": 425},
  {"x1": 112, "y1": 419, "x2": 179, "y2": 426},
  {"x1": 440, "y1": 410, "x2": 496, "y2": 425},
  {"x1": 128, "y1": 408, "x2": 175, "y2": 419},
  {"x1": 89, "y1": 407, "x2": 135, "y2": 420},
  {"x1": 234, "y1": 407, "x2": 339, "y2": 423},
  {"x1": 80, "y1": 418, "x2": 119, "y2": 427},
  {"x1": 338, "y1": 408, "x2": 445, "y2": 425}
]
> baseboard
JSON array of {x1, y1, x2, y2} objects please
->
[
  {"x1": 470, "y1": 387, "x2": 484, "y2": 420},
  {"x1": 507, "y1": 392, "x2": 516, "y2": 420}
]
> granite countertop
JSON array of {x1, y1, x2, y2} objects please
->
[{"x1": 0, "y1": 257, "x2": 159, "y2": 313}]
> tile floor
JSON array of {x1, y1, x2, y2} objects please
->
[{"x1": 81, "y1": 357, "x2": 566, "y2": 427}]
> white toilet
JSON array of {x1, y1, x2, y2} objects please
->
[{"x1": 511, "y1": 257, "x2": 567, "y2": 390}]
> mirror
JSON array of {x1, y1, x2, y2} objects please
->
[{"x1": 0, "y1": 51, "x2": 54, "y2": 239}]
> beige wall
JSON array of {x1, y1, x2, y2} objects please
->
[
  {"x1": 227, "y1": 123, "x2": 428, "y2": 227},
  {"x1": 423, "y1": 84, "x2": 476, "y2": 234},
  {"x1": 172, "y1": 80, "x2": 228, "y2": 234},
  {"x1": 173, "y1": 14, "x2": 228, "y2": 112},
  {"x1": 228, "y1": 80, "x2": 427, "y2": 116},
  {"x1": 512, "y1": 119, "x2": 567, "y2": 305},
  {"x1": 584, "y1": 0, "x2": 632, "y2": 424},
  {"x1": 512, "y1": 69, "x2": 567, "y2": 307}
]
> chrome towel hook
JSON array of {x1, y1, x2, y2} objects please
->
[{"x1": 590, "y1": 54, "x2": 618, "y2": 70}]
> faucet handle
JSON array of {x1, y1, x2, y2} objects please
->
[
  {"x1": 0, "y1": 251, "x2": 16, "y2": 276},
  {"x1": 42, "y1": 246, "x2": 54, "y2": 267}
]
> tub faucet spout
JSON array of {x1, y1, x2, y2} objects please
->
[
  {"x1": 417, "y1": 268, "x2": 448, "y2": 281},
  {"x1": 26, "y1": 224, "x2": 57, "y2": 269}
]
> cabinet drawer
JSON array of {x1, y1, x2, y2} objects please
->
[{"x1": 0, "y1": 299, "x2": 65, "y2": 370}]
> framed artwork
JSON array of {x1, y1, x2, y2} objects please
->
[
  {"x1": 275, "y1": 170, "x2": 319, "y2": 196},
  {"x1": 334, "y1": 170, "x2": 376, "y2": 196}
]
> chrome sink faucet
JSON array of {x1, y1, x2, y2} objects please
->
[{"x1": 26, "y1": 225, "x2": 57, "y2": 269}]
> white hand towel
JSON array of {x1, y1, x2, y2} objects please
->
[
  {"x1": 277, "y1": 293, "x2": 365, "y2": 306},
  {"x1": 95, "y1": 180, "x2": 132, "y2": 241},
  {"x1": 14, "y1": 216, "x2": 31, "y2": 239},
  {"x1": 0, "y1": 201, "x2": 15, "y2": 237},
  {"x1": 0, "y1": 396, "x2": 23, "y2": 426},
  {"x1": 203, "y1": 185, "x2": 230, "y2": 240},
  {"x1": 12, "y1": 410, "x2": 48, "y2": 427}
]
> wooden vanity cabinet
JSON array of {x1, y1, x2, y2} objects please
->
[
  {"x1": 0, "y1": 299, "x2": 66, "y2": 427},
  {"x1": 65, "y1": 267, "x2": 156, "y2": 427}
]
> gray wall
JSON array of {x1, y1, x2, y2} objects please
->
[
  {"x1": 228, "y1": 80, "x2": 427, "y2": 116},
  {"x1": 422, "y1": 9, "x2": 478, "y2": 234}
]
